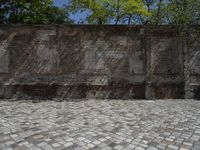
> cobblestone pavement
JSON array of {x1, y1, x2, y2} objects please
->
[{"x1": 0, "y1": 100, "x2": 200, "y2": 150}]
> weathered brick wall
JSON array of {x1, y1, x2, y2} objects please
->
[{"x1": 0, "y1": 25, "x2": 199, "y2": 99}]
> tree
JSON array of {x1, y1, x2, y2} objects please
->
[
  {"x1": 68, "y1": 0, "x2": 149, "y2": 24},
  {"x1": 132, "y1": 0, "x2": 167, "y2": 25},
  {"x1": 137, "y1": 0, "x2": 200, "y2": 26},
  {"x1": 46, "y1": 6, "x2": 71, "y2": 24},
  {"x1": 166, "y1": 0, "x2": 200, "y2": 25},
  {"x1": 106, "y1": 0, "x2": 150, "y2": 25},
  {"x1": 166, "y1": 0, "x2": 200, "y2": 45},
  {"x1": 68, "y1": 0, "x2": 112, "y2": 24},
  {"x1": 0, "y1": 0, "x2": 72, "y2": 24}
]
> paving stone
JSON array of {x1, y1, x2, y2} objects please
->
[
  {"x1": 135, "y1": 146, "x2": 145, "y2": 150},
  {"x1": 64, "y1": 142, "x2": 73, "y2": 147},
  {"x1": 114, "y1": 145, "x2": 123, "y2": 150},
  {"x1": 147, "y1": 147, "x2": 158, "y2": 150},
  {"x1": 0, "y1": 99, "x2": 200, "y2": 150},
  {"x1": 51, "y1": 143, "x2": 60, "y2": 148},
  {"x1": 168, "y1": 144, "x2": 179, "y2": 150},
  {"x1": 179, "y1": 148, "x2": 190, "y2": 150}
]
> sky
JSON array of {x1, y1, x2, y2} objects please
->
[
  {"x1": 53, "y1": 0, "x2": 87, "y2": 23},
  {"x1": 53, "y1": 0, "x2": 66, "y2": 7}
]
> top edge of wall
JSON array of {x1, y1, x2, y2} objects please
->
[
  {"x1": 0, "y1": 24, "x2": 181, "y2": 28},
  {"x1": 0, "y1": 25, "x2": 198, "y2": 32}
]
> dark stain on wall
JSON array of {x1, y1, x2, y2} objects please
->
[
  {"x1": 154, "y1": 83, "x2": 185, "y2": 99},
  {"x1": 194, "y1": 86, "x2": 200, "y2": 100}
]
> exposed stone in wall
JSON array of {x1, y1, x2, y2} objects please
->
[
  {"x1": 0, "y1": 25, "x2": 199, "y2": 100},
  {"x1": 185, "y1": 41, "x2": 200, "y2": 100},
  {"x1": 145, "y1": 29, "x2": 185, "y2": 99}
]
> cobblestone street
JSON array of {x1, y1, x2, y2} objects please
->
[{"x1": 0, "y1": 99, "x2": 200, "y2": 150}]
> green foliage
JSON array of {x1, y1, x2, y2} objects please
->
[
  {"x1": 165, "y1": 0, "x2": 200, "y2": 45},
  {"x1": 68, "y1": 0, "x2": 150, "y2": 24},
  {"x1": 0, "y1": 0, "x2": 199, "y2": 27},
  {"x1": 139, "y1": 0, "x2": 200, "y2": 26},
  {"x1": 68, "y1": 0, "x2": 112, "y2": 24},
  {"x1": 166, "y1": 0, "x2": 200, "y2": 25},
  {"x1": 0, "y1": 0, "x2": 72, "y2": 24}
]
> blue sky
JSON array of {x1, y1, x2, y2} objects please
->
[
  {"x1": 53, "y1": 0, "x2": 87, "y2": 23},
  {"x1": 53, "y1": 0, "x2": 66, "y2": 7}
]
